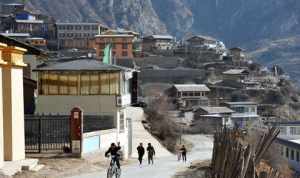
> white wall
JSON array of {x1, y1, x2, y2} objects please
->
[
  {"x1": 0, "y1": 69, "x2": 3, "y2": 167},
  {"x1": 36, "y1": 95, "x2": 119, "y2": 115},
  {"x1": 10, "y1": 68, "x2": 25, "y2": 160}
]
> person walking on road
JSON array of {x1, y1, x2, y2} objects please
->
[
  {"x1": 146, "y1": 143, "x2": 155, "y2": 165},
  {"x1": 137, "y1": 143, "x2": 145, "y2": 166},
  {"x1": 180, "y1": 145, "x2": 187, "y2": 162}
]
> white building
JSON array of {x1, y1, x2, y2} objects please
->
[
  {"x1": 222, "y1": 101, "x2": 259, "y2": 128},
  {"x1": 269, "y1": 121, "x2": 300, "y2": 173},
  {"x1": 34, "y1": 58, "x2": 136, "y2": 157},
  {"x1": 142, "y1": 35, "x2": 174, "y2": 52},
  {"x1": 169, "y1": 84, "x2": 210, "y2": 109}
]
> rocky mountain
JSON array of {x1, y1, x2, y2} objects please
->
[{"x1": 1, "y1": 0, "x2": 300, "y2": 82}]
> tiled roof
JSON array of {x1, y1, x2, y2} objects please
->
[
  {"x1": 225, "y1": 101, "x2": 257, "y2": 105},
  {"x1": 223, "y1": 69, "x2": 248, "y2": 75},
  {"x1": 33, "y1": 58, "x2": 134, "y2": 72},
  {"x1": 174, "y1": 84, "x2": 210, "y2": 92},
  {"x1": 143, "y1": 35, "x2": 173, "y2": 40},
  {"x1": 197, "y1": 106, "x2": 234, "y2": 114}
]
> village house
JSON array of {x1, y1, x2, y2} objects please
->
[
  {"x1": 142, "y1": 35, "x2": 174, "y2": 52},
  {"x1": 222, "y1": 101, "x2": 259, "y2": 128},
  {"x1": 56, "y1": 22, "x2": 108, "y2": 49},
  {"x1": 33, "y1": 58, "x2": 136, "y2": 157},
  {"x1": 267, "y1": 121, "x2": 300, "y2": 173},
  {"x1": 34, "y1": 57, "x2": 135, "y2": 123},
  {"x1": 168, "y1": 84, "x2": 210, "y2": 109},
  {"x1": 222, "y1": 68, "x2": 249, "y2": 82},
  {"x1": 186, "y1": 35, "x2": 216, "y2": 47},
  {"x1": 93, "y1": 30, "x2": 135, "y2": 60},
  {"x1": 193, "y1": 106, "x2": 235, "y2": 128},
  {"x1": 0, "y1": 38, "x2": 28, "y2": 167},
  {"x1": 229, "y1": 47, "x2": 246, "y2": 66},
  {"x1": 25, "y1": 37, "x2": 47, "y2": 49}
]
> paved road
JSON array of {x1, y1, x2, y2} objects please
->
[{"x1": 68, "y1": 135, "x2": 213, "y2": 178}]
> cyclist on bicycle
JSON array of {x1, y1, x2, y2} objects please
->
[{"x1": 105, "y1": 143, "x2": 121, "y2": 169}]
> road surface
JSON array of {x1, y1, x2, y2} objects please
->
[{"x1": 68, "y1": 134, "x2": 213, "y2": 178}]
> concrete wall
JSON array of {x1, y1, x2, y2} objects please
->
[
  {"x1": 2, "y1": 46, "x2": 27, "y2": 161},
  {"x1": 36, "y1": 95, "x2": 119, "y2": 115},
  {"x1": 0, "y1": 68, "x2": 3, "y2": 167},
  {"x1": 82, "y1": 129, "x2": 129, "y2": 159},
  {"x1": 3, "y1": 68, "x2": 26, "y2": 161}
]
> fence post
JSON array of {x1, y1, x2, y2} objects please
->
[
  {"x1": 38, "y1": 116, "x2": 42, "y2": 153},
  {"x1": 70, "y1": 107, "x2": 83, "y2": 157}
]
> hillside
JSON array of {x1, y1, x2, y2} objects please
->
[
  {"x1": 248, "y1": 36, "x2": 300, "y2": 84},
  {"x1": 1, "y1": 0, "x2": 300, "y2": 83}
]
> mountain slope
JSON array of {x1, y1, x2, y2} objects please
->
[{"x1": 1, "y1": 0, "x2": 300, "y2": 83}]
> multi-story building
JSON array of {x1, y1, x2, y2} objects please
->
[
  {"x1": 25, "y1": 37, "x2": 47, "y2": 49},
  {"x1": 142, "y1": 35, "x2": 174, "y2": 52},
  {"x1": 34, "y1": 57, "x2": 136, "y2": 158},
  {"x1": 194, "y1": 106, "x2": 235, "y2": 128},
  {"x1": 34, "y1": 57, "x2": 135, "y2": 123},
  {"x1": 168, "y1": 84, "x2": 210, "y2": 109},
  {"x1": 1, "y1": 3, "x2": 25, "y2": 15},
  {"x1": 222, "y1": 101, "x2": 259, "y2": 128},
  {"x1": 222, "y1": 69, "x2": 249, "y2": 82},
  {"x1": 229, "y1": 47, "x2": 246, "y2": 66},
  {"x1": 186, "y1": 35, "x2": 216, "y2": 47},
  {"x1": 56, "y1": 22, "x2": 108, "y2": 49},
  {"x1": 93, "y1": 31, "x2": 135, "y2": 60},
  {"x1": 268, "y1": 121, "x2": 300, "y2": 173}
]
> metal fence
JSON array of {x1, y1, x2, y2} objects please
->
[
  {"x1": 25, "y1": 115, "x2": 71, "y2": 153},
  {"x1": 83, "y1": 115, "x2": 115, "y2": 133},
  {"x1": 25, "y1": 114, "x2": 115, "y2": 153}
]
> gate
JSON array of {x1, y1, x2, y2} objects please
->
[{"x1": 25, "y1": 115, "x2": 71, "y2": 153}]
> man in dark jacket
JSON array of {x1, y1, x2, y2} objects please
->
[
  {"x1": 147, "y1": 143, "x2": 155, "y2": 165},
  {"x1": 137, "y1": 143, "x2": 145, "y2": 166},
  {"x1": 105, "y1": 143, "x2": 121, "y2": 168},
  {"x1": 180, "y1": 145, "x2": 187, "y2": 162}
]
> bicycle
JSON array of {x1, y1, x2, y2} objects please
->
[{"x1": 107, "y1": 155, "x2": 121, "y2": 178}]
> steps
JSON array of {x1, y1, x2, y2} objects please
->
[{"x1": 0, "y1": 159, "x2": 42, "y2": 177}]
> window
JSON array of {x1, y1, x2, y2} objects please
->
[
  {"x1": 286, "y1": 147, "x2": 289, "y2": 158},
  {"x1": 112, "y1": 44, "x2": 116, "y2": 49},
  {"x1": 38, "y1": 72, "x2": 121, "y2": 96},
  {"x1": 80, "y1": 73, "x2": 90, "y2": 95},
  {"x1": 279, "y1": 127, "x2": 287, "y2": 135},
  {"x1": 48, "y1": 73, "x2": 59, "y2": 94},
  {"x1": 59, "y1": 74, "x2": 69, "y2": 95},
  {"x1": 122, "y1": 51, "x2": 128, "y2": 57},
  {"x1": 69, "y1": 74, "x2": 78, "y2": 95},
  {"x1": 297, "y1": 151, "x2": 300, "y2": 162},
  {"x1": 195, "y1": 92, "x2": 201, "y2": 96},
  {"x1": 39, "y1": 72, "x2": 49, "y2": 95},
  {"x1": 90, "y1": 73, "x2": 100, "y2": 94},
  {"x1": 182, "y1": 92, "x2": 188, "y2": 97},
  {"x1": 109, "y1": 73, "x2": 120, "y2": 95},
  {"x1": 290, "y1": 127, "x2": 300, "y2": 135},
  {"x1": 234, "y1": 107, "x2": 245, "y2": 113},
  {"x1": 280, "y1": 146, "x2": 284, "y2": 156},
  {"x1": 122, "y1": 43, "x2": 128, "y2": 49},
  {"x1": 100, "y1": 73, "x2": 110, "y2": 94},
  {"x1": 291, "y1": 149, "x2": 295, "y2": 160},
  {"x1": 188, "y1": 92, "x2": 194, "y2": 96},
  {"x1": 99, "y1": 44, "x2": 105, "y2": 49},
  {"x1": 119, "y1": 111, "x2": 125, "y2": 133}
]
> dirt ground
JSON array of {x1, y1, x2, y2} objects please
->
[{"x1": 12, "y1": 153, "x2": 134, "y2": 178}]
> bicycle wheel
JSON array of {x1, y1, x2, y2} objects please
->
[
  {"x1": 115, "y1": 168, "x2": 121, "y2": 178},
  {"x1": 107, "y1": 168, "x2": 113, "y2": 178}
]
